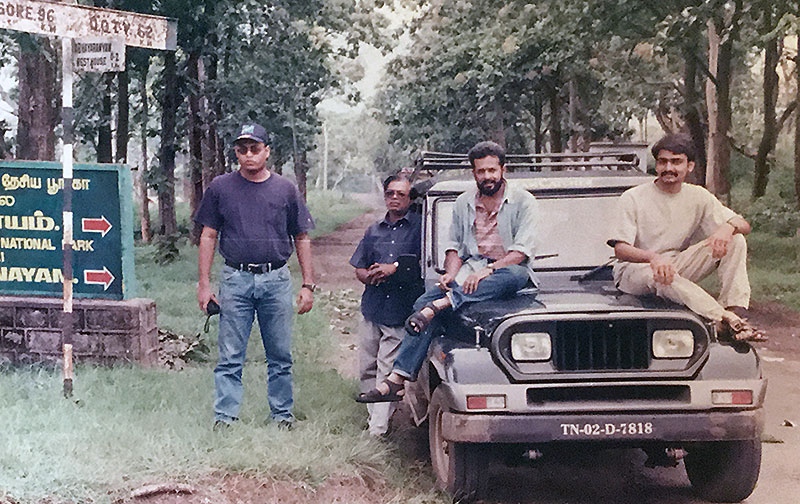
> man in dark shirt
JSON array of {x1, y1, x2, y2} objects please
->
[
  {"x1": 194, "y1": 123, "x2": 316, "y2": 430},
  {"x1": 350, "y1": 174, "x2": 423, "y2": 436}
]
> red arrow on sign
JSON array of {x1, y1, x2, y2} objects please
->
[
  {"x1": 84, "y1": 267, "x2": 115, "y2": 291},
  {"x1": 81, "y1": 216, "x2": 112, "y2": 237}
]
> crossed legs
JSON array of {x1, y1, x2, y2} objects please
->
[{"x1": 616, "y1": 235, "x2": 763, "y2": 340}]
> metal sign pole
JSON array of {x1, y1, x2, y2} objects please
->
[{"x1": 61, "y1": 36, "x2": 74, "y2": 398}]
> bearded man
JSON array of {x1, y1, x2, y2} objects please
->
[{"x1": 357, "y1": 140, "x2": 539, "y2": 402}]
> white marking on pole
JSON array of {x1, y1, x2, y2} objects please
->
[{"x1": 63, "y1": 144, "x2": 73, "y2": 178}]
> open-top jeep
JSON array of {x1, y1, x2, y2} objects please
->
[{"x1": 405, "y1": 150, "x2": 765, "y2": 503}]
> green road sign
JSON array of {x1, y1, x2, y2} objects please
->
[{"x1": 0, "y1": 160, "x2": 136, "y2": 300}]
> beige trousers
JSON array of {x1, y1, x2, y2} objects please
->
[
  {"x1": 358, "y1": 320, "x2": 404, "y2": 436},
  {"x1": 615, "y1": 234, "x2": 751, "y2": 322}
]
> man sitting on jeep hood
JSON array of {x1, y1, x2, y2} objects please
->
[
  {"x1": 357, "y1": 140, "x2": 539, "y2": 403},
  {"x1": 609, "y1": 133, "x2": 765, "y2": 342}
]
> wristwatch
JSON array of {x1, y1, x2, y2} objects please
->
[{"x1": 301, "y1": 283, "x2": 317, "y2": 292}]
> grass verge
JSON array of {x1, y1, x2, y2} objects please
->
[{"x1": 0, "y1": 191, "x2": 443, "y2": 503}]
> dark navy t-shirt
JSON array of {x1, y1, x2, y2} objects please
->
[
  {"x1": 194, "y1": 171, "x2": 314, "y2": 264},
  {"x1": 350, "y1": 211, "x2": 423, "y2": 326}
]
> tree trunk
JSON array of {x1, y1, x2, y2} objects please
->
[
  {"x1": 17, "y1": 37, "x2": 57, "y2": 160},
  {"x1": 533, "y1": 94, "x2": 543, "y2": 154},
  {"x1": 290, "y1": 109, "x2": 306, "y2": 199},
  {"x1": 548, "y1": 84, "x2": 563, "y2": 153},
  {"x1": 139, "y1": 63, "x2": 152, "y2": 243},
  {"x1": 490, "y1": 100, "x2": 506, "y2": 148},
  {"x1": 322, "y1": 123, "x2": 328, "y2": 190},
  {"x1": 752, "y1": 13, "x2": 779, "y2": 199},
  {"x1": 795, "y1": 33, "x2": 800, "y2": 208},
  {"x1": 158, "y1": 51, "x2": 178, "y2": 236},
  {"x1": 187, "y1": 51, "x2": 204, "y2": 245},
  {"x1": 97, "y1": 73, "x2": 114, "y2": 163},
  {"x1": 199, "y1": 56, "x2": 217, "y2": 187},
  {"x1": 116, "y1": 63, "x2": 129, "y2": 163},
  {"x1": 682, "y1": 43, "x2": 707, "y2": 185},
  {"x1": 705, "y1": 5, "x2": 742, "y2": 202},
  {"x1": 568, "y1": 79, "x2": 578, "y2": 152},
  {"x1": 294, "y1": 151, "x2": 309, "y2": 201}
]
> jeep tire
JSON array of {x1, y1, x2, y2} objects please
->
[
  {"x1": 684, "y1": 439, "x2": 761, "y2": 502},
  {"x1": 429, "y1": 388, "x2": 488, "y2": 503}
]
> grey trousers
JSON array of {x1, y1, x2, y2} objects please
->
[
  {"x1": 358, "y1": 320, "x2": 405, "y2": 435},
  {"x1": 615, "y1": 234, "x2": 751, "y2": 322}
]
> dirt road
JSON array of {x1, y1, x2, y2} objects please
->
[{"x1": 316, "y1": 199, "x2": 800, "y2": 504}]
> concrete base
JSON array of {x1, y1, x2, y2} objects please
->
[{"x1": 0, "y1": 296, "x2": 158, "y2": 366}]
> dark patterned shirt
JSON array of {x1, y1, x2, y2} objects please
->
[{"x1": 350, "y1": 211, "x2": 423, "y2": 326}]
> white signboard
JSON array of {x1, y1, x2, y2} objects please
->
[
  {"x1": 0, "y1": 0, "x2": 177, "y2": 50},
  {"x1": 72, "y1": 38, "x2": 124, "y2": 72}
]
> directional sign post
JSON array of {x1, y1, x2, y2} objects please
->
[
  {"x1": 0, "y1": 0, "x2": 177, "y2": 50},
  {"x1": 0, "y1": 0, "x2": 176, "y2": 397}
]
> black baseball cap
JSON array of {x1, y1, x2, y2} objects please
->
[{"x1": 235, "y1": 123, "x2": 268, "y2": 144}]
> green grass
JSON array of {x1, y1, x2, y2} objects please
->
[
  {"x1": 747, "y1": 232, "x2": 800, "y2": 310},
  {"x1": 728, "y1": 156, "x2": 800, "y2": 311},
  {"x1": 0, "y1": 192, "x2": 444, "y2": 503}
]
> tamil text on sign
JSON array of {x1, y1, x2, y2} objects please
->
[{"x1": 0, "y1": 161, "x2": 136, "y2": 300}]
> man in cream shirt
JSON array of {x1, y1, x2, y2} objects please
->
[{"x1": 608, "y1": 133, "x2": 765, "y2": 341}]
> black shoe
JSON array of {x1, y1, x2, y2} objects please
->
[{"x1": 277, "y1": 419, "x2": 294, "y2": 431}]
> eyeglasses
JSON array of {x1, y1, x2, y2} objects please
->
[
  {"x1": 384, "y1": 190, "x2": 409, "y2": 198},
  {"x1": 235, "y1": 144, "x2": 265, "y2": 155}
]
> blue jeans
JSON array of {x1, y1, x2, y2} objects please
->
[
  {"x1": 392, "y1": 264, "x2": 530, "y2": 380},
  {"x1": 214, "y1": 264, "x2": 294, "y2": 423}
]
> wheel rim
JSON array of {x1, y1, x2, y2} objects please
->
[{"x1": 431, "y1": 406, "x2": 451, "y2": 487}]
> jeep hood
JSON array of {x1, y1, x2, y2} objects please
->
[{"x1": 455, "y1": 272, "x2": 684, "y2": 335}]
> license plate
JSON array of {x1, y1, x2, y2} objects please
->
[{"x1": 559, "y1": 421, "x2": 654, "y2": 437}]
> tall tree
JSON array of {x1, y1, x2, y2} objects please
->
[
  {"x1": 116, "y1": 57, "x2": 130, "y2": 163},
  {"x1": 157, "y1": 51, "x2": 178, "y2": 236},
  {"x1": 97, "y1": 73, "x2": 114, "y2": 163},
  {"x1": 16, "y1": 35, "x2": 57, "y2": 160},
  {"x1": 752, "y1": 6, "x2": 780, "y2": 199}
]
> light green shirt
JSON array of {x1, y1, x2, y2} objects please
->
[{"x1": 443, "y1": 181, "x2": 539, "y2": 286}]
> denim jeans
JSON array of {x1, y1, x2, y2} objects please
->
[
  {"x1": 392, "y1": 264, "x2": 530, "y2": 380},
  {"x1": 214, "y1": 264, "x2": 294, "y2": 423}
]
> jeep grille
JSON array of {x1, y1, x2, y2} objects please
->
[{"x1": 552, "y1": 320, "x2": 650, "y2": 371}]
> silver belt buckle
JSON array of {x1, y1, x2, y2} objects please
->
[{"x1": 247, "y1": 263, "x2": 261, "y2": 273}]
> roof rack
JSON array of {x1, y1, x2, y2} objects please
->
[{"x1": 416, "y1": 151, "x2": 641, "y2": 172}]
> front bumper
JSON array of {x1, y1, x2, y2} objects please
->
[{"x1": 441, "y1": 409, "x2": 763, "y2": 443}]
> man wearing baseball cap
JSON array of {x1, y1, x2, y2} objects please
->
[{"x1": 195, "y1": 122, "x2": 316, "y2": 430}]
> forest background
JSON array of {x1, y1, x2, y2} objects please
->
[{"x1": 1, "y1": 0, "x2": 798, "y2": 246}]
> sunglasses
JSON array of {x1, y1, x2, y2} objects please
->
[
  {"x1": 235, "y1": 144, "x2": 265, "y2": 155},
  {"x1": 384, "y1": 190, "x2": 409, "y2": 198}
]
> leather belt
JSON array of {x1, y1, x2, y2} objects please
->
[{"x1": 225, "y1": 259, "x2": 286, "y2": 274}]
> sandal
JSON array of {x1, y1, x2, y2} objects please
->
[
  {"x1": 405, "y1": 302, "x2": 442, "y2": 334},
  {"x1": 723, "y1": 317, "x2": 768, "y2": 342},
  {"x1": 355, "y1": 379, "x2": 405, "y2": 403}
]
